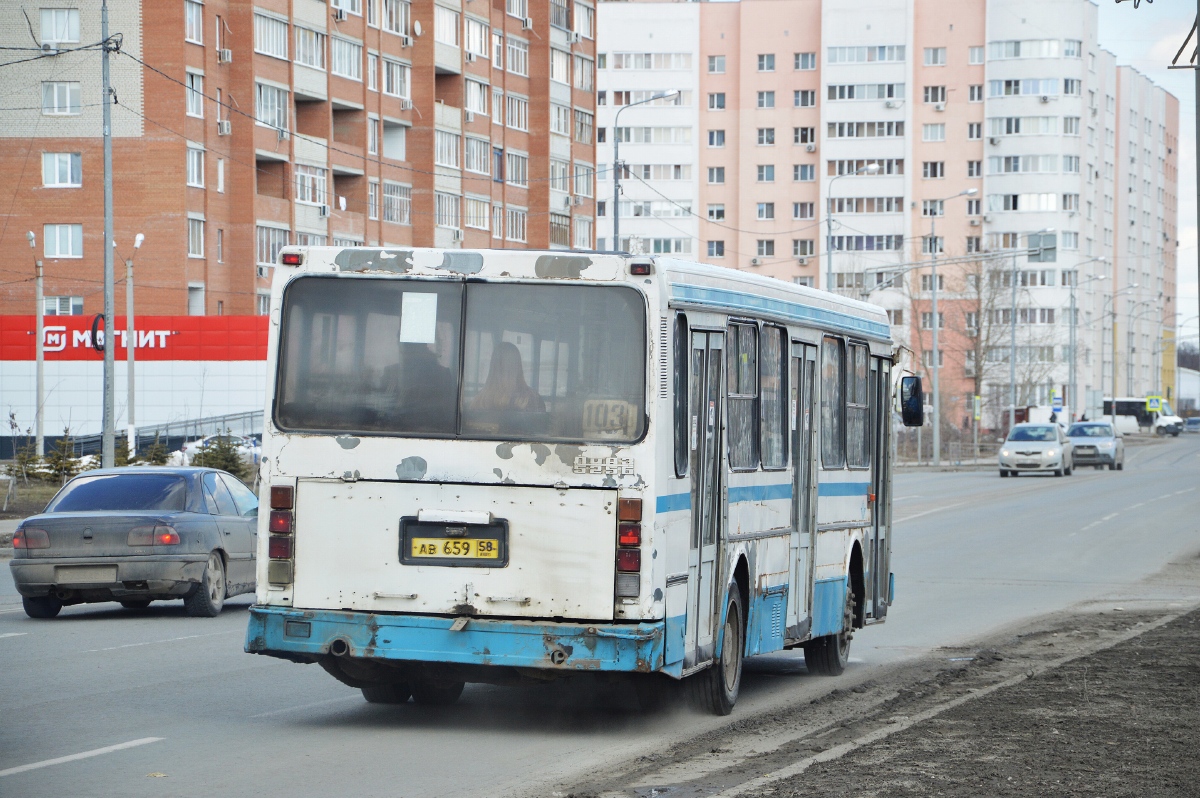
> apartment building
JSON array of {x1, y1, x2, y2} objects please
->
[
  {"x1": 595, "y1": 0, "x2": 1179, "y2": 426},
  {"x1": 0, "y1": 0, "x2": 598, "y2": 317}
]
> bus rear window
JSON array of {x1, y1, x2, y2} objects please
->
[{"x1": 275, "y1": 277, "x2": 647, "y2": 444}]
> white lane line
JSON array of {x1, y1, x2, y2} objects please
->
[
  {"x1": 893, "y1": 502, "x2": 965, "y2": 524},
  {"x1": 84, "y1": 630, "x2": 236, "y2": 653},
  {"x1": 892, "y1": 495, "x2": 922, "y2": 502},
  {"x1": 1175, "y1": 487, "x2": 1197, "y2": 495},
  {"x1": 0, "y1": 633, "x2": 28, "y2": 639},
  {"x1": 0, "y1": 608, "x2": 28, "y2": 614},
  {"x1": 1080, "y1": 511, "x2": 1120, "y2": 532},
  {"x1": 0, "y1": 738, "x2": 163, "y2": 778},
  {"x1": 250, "y1": 696, "x2": 360, "y2": 719},
  {"x1": 1129, "y1": 502, "x2": 1145, "y2": 510}
]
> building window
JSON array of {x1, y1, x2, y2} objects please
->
[
  {"x1": 708, "y1": 204, "x2": 725, "y2": 220},
  {"x1": 757, "y1": 164, "x2": 775, "y2": 182},
  {"x1": 757, "y1": 127, "x2": 775, "y2": 145},
  {"x1": 794, "y1": 127, "x2": 816, "y2": 144},
  {"x1": 969, "y1": 84, "x2": 983, "y2": 102},
  {"x1": 968, "y1": 45, "x2": 984, "y2": 65},
  {"x1": 795, "y1": 90, "x2": 816, "y2": 108},
  {"x1": 967, "y1": 198, "x2": 981, "y2": 215},
  {"x1": 707, "y1": 167, "x2": 725, "y2": 184},
  {"x1": 43, "y1": 296, "x2": 84, "y2": 315},
  {"x1": 331, "y1": 37, "x2": 363, "y2": 80},
  {"x1": 506, "y1": 94, "x2": 529, "y2": 130},
  {"x1": 435, "y1": 129, "x2": 461, "y2": 168},
  {"x1": 573, "y1": 162, "x2": 593, "y2": 197},
  {"x1": 505, "y1": 207, "x2": 527, "y2": 242},
  {"x1": 966, "y1": 236, "x2": 982, "y2": 253},
  {"x1": 367, "y1": 117, "x2": 380, "y2": 154},
  {"x1": 756, "y1": 239, "x2": 775, "y2": 257},
  {"x1": 43, "y1": 224, "x2": 82, "y2": 258},
  {"x1": 41, "y1": 81, "x2": 81, "y2": 115},
  {"x1": 42, "y1": 152, "x2": 81, "y2": 187},
  {"x1": 464, "y1": 17, "x2": 489, "y2": 57},
  {"x1": 550, "y1": 48, "x2": 571, "y2": 84},
  {"x1": 507, "y1": 38, "x2": 529, "y2": 76},
  {"x1": 383, "y1": 59, "x2": 410, "y2": 98},
  {"x1": 793, "y1": 239, "x2": 814, "y2": 257},
  {"x1": 757, "y1": 202, "x2": 775, "y2": 220},
  {"x1": 757, "y1": 91, "x2": 775, "y2": 109},
  {"x1": 968, "y1": 122, "x2": 982, "y2": 140},
  {"x1": 185, "y1": 0, "x2": 204, "y2": 44},
  {"x1": 921, "y1": 199, "x2": 943, "y2": 217},
  {"x1": 923, "y1": 123, "x2": 945, "y2": 142},
  {"x1": 708, "y1": 92, "x2": 725, "y2": 110},
  {"x1": 254, "y1": 13, "x2": 289, "y2": 59},
  {"x1": 368, "y1": 181, "x2": 379, "y2": 219},
  {"x1": 574, "y1": 3, "x2": 594, "y2": 39},
  {"x1": 793, "y1": 202, "x2": 814, "y2": 220},
  {"x1": 383, "y1": 0, "x2": 411, "y2": 34},
  {"x1": 492, "y1": 204, "x2": 504, "y2": 239},
  {"x1": 256, "y1": 83, "x2": 288, "y2": 129},
  {"x1": 794, "y1": 164, "x2": 815, "y2": 181},
  {"x1": 757, "y1": 53, "x2": 775, "y2": 72},
  {"x1": 465, "y1": 197, "x2": 491, "y2": 230},
  {"x1": 708, "y1": 240, "x2": 725, "y2": 257},
  {"x1": 708, "y1": 129, "x2": 725, "y2": 147},
  {"x1": 968, "y1": 160, "x2": 982, "y2": 177},
  {"x1": 188, "y1": 218, "x2": 205, "y2": 258},
  {"x1": 506, "y1": 151, "x2": 528, "y2": 186},
  {"x1": 573, "y1": 217, "x2": 592, "y2": 249},
  {"x1": 573, "y1": 55, "x2": 593, "y2": 91},
  {"x1": 506, "y1": 0, "x2": 528, "y2": 19},
  {"x1": 923, "y1": 47, "x2": 946, "y2": 66},
  {"x1": 257, "y1": 293, "x2": 271, "y2": 315},
  {"x1": 795, "y1": 52, "x2": 816, "y2": 70},
  {"x1": 465, "y1": 137, "x2": 491, "y2": 174},
  {"x1": 573, "y1": 109, "x2": 593, "y2": 144},
  {"x1": 256, "y1": 226, "x2": 289, "y2": 264},
  {"x1": 435, "y1": 192, "x2": 460, "y2": 229},
  {"x1": 383, "y1": 182, "x2": 412, "y2": 223},
  {"x1": 922, "y1": 161, "x2": 944, "y2": 179},
  {"x1": 295, "y1": 27, "x2": 326, "y2": 69},
  {"x1": 294, "y1": 165, "x2": 327, "y2": 205},
  {"x1": 186, "y1": 147, "x2": 205, "y2": 187},
  {"x1": 708, "y1": 55, "x2": 725, "y2": 74},
  {"x1": 41, "y1": 8, "x2": 80, "y2": 45},
  {"x1": 1064, "y1": 116, "x2": 1080, "y2": 135},
  {"x1": 550, "y1": 103, "x2": 571, "y2": 136},
  {"x1": 923, "y1": 85, "x2": 946, "y2": 103}
]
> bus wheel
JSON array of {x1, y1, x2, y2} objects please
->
[
  {"x1": 361, "y1": 682, "x2": 412, "y2": 704},
  {"x1": 410, "y1": 680, "x2": 465, "y2": 706},
  {"x1": 691, "y1": 587, "x2": 744, "y2": 716},
  {"x1": 804, "y1": 589, "x2": 855, "y2": 677}
]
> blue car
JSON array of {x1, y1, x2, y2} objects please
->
[{"x1": 9, "y1": 467, "x2": 258, "y2": 619}]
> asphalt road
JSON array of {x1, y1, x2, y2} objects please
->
[{"x1": 1, "y1": 435, "x2": 1197, "y2": 798}]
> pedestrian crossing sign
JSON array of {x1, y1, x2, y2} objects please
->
[{"x1": 1146, "y1": 396, "x2": 1163, "y2": 412}]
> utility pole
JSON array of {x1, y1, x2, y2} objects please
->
[
  {"x1": 101, "y1": 0, "x2": 116, "y2": 468},
  {"x1": 126, "y1": 233, "x2": 143, "y2": 459},
  {"x1": 28, "y1": 232, "x2": 44, "y2": 457},
  {"x1": 611, "y1": 91, "x2": 677, "y2": 252}
]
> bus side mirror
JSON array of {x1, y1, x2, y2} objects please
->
[{"x1": 900, "y1": 376, "x2": 924, "y2": 428}]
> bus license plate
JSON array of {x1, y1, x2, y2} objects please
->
[{"x1": 410, "y1": 538, "x2": 501, "y2": 560}]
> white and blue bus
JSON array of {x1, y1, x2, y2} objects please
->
[{"x1": 245, "y1": 247, "x2": 923, "y2": 714}]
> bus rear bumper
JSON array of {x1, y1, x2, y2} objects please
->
[{"x1": 245, "y1": 605, "x2": 668, "y2": 674}]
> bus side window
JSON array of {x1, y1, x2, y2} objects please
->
[
  {"x1": 759, "y1": 325, "x2": 787, "y2": 469},
  {"x1": 846, "y1": 343, "x2": 870, "y2": 468},
  {"x1": 673, "y1": 314, "x2": 688, "y2": 478},
  {"x1": 820, "y1": 336, "x2": 846, "y2": 469},
  {"x1": 727, "y1": 322, "x2": 759, "y2": 470}
]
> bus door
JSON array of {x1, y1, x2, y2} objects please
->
[
  {"x1": 686, "y1": 330, "x2": 724, "y2": 668},
  {"x1": 868, "y1": 357, "x2": 891, "y2": 619},
  {"x1": 786, "y1": 342, "x2": 817, "y2": 636}
]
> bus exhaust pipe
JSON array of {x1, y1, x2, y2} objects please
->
[{"x1": 329, "y1": 638, "x2": 351, "y2": 657}]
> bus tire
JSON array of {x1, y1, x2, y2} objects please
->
[
  {"x1": 691, "y1": 587, "x2": 744, "y2": 716},
  {"x1": 410, "y1": 680, "x2": 465, "y2": 706},
  {"x1": 803, "y1": 589, "x2": 855, "y2": 677},
  {"x1": 361, "y1": 683, "x2": 412, "y2": 704}
]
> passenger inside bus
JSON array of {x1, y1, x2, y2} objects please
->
[
  {"x1": 470, "y1": 342, "x2": 546, "y2": 413},
  {"x1": 383, "y1": 341, "x2": 458, "y2": 432}
]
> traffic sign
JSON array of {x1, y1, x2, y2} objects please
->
[
  {"x1": 1051, "y1": 389, "x2": 1062, "y2": 413},
  {"x1": 1146, "y1": 396, "x2": 1163, "y2": 413},
  {"x1": 973, "y1": 395, "x2": 981, "y2": 421}
]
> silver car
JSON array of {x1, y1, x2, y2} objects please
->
[
  {"x1": 999, "y1": 423, "x2": 1075, "y2": 478},
  {"x1": 1066, "y1": 421, "x2": 1125, "y2": 471}
]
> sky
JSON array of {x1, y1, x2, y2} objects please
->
[{"x1": 1097, "y1": 0, "x2": 1200, "y2": 347}]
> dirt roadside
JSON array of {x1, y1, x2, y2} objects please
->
[{"x1": 555, "y1": 552, "x2": 1200, "y2": 798}]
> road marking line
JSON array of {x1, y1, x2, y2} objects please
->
[
  {"x1": 250, "y1": 696, "x2": 360, "y2": 718},
  {"x1": 1102, "y1": 512, "x2": 1118, "y2": 521},
  {"x1": 1129, "y1": 502, "x2": 1145, "y2": 509},
  {"x1": 84, "y1": 630, "x2": 236, "y2": 653},
  {"x1": 894, "y1": 502, "x2": 965, "y2": 524},
  {"x1": 0, "y1": 608, "x2": 28, "y2": 614},
  {"x1": 0, "y1": 738, "x2": 164, "y2": 778},
  {"x1": 1175, "y1": 488, "x2": 1196, "y2": 495},
  {"x1": 0, "y1": 633, "x2": 28, "y2": 639}
]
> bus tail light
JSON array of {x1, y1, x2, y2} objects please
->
[
  {"x1": 616, "y1": 548, "x2": 641, "y2": 573},
  {"x1": 268, "y1": 483, "x2": 295, "y2": 585},
  {"x1": 270, "y1": 485, "x2": 294, "y2": 510},
  {"x1": 618, "y1": 522, "x2": 641, "y2": 547},
  {"x1": 13, "y1": 527, "x2": 49, "y2": 549},
  {"x1": 268, "y1": 511, "x2": 293, "y2": 534},
  {"x1": 268, "y1": 535, "x2": 293, "y2": 559}
]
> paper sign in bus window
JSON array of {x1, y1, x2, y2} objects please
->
[{"x1": 399, "y1": 293, "x2": 438, "y2": 343}]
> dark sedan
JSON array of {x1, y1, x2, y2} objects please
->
[{"x1": 9, "y1": 467, "x2": 258, "y2": 619}]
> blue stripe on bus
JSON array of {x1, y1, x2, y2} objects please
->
[
  {"x1": 669, "y1": 284, "x2": 891, "y2": 340},
  {"x1": 656, "y1": 493, "x2": 691, "y2": 514},
  {"x1": 817, "y1": 481, "x2": 872, "y2": 497},
  {"x1": 728, "y1": 483, "x2": 792, "y2": 503}
]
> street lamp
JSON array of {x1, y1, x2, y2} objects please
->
[
  {"x1": 611, "y1": 91, "x2": 679, "y2": 251},
  {"x1": 1126, "y1": 294, "x2": 1162, "y2": 395},
  {"x1": 27, "y1": 231, "x2": 45, "y2": 457},
  {"x1": 1068, "y1": 257, "x2": 1107, "y2": 422},
  {"x1": 1101, "y1": 285, "x2": 1138, "y2": 426},
  {"x1": 926, "y1": 188, "x2": 976, "y2": 466},
  {"x1": 825, "y1": 163, "x2": 880, "y2": 292},
  {"x1": 1009, "y1": 229, "x2": 1054, "y2": 430},
  {"x1": 126, "y1": 233, "x2": 144, "y2": 458}
]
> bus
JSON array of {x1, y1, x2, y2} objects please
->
[
  {"x1": 244, "y1": 247, "x2": 923, "y2": 714},
  {"x1": 1102, "y1": 397, "x2": 1183, "y2": 436}
]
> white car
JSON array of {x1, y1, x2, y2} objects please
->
[
  {"x1": 999, "y1": 423, "x2": 1075, "y2": 478},
  {"x1": 1153, "y1": 401, "x2": 1183, "y2": 436}
]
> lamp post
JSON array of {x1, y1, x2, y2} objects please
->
[
  {"x1": 1101, "y1": 285, "x2": 1138, "y2": 425},
  {"x1": 825, "y1": 162, "x2": 880, "y2": 292},
  {"x1": 1126, "y1": 296, "x2": 1159, "y2": 395},
  {"x1": 1009, "y1": 228, "x2": 1054, "y2": 430},
  {"x1": 27, "y1": 231, "x2": 44, "y2": 457},
  {"x1": 1068, "y1": 258, "x2": 1107, "y2": 422},
  {"x1": 126, "y1": 233, "x2": 144, "y2": 459},
  {"x1": 926, "y1": 188, "x2": 976, "y2": 466},
  {"x1": 611, "y1": 91, "x2": 678, "y2": 251}
]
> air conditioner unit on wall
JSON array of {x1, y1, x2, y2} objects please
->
[
  {"x1": 1039, "y1": 95, "x2": 1050, "y2": 103},
  {"x1": 570, "y1": 32, "x2": 581, "y2": 44},
  {"x1": 465, "y1": 52, "x2": 476, "y2": 63},
  {"x1": 218, "y1": 48, "x2": 233, "y2": 63},
  {"x1": 453, "y1": 228, "x2": 464, "y2": 241},
  {"x1": 332, "y1": 7, "x2": 347, "y2": 21},
  {"x1": 573, "y1": 196, "x2": 585, "y2": 206},
  {"x1": 217, "y1": 120, "x2": 232, "y2": 136},
  {"x1": 400, "y1": 35, "x2": 413, "y2": 48},
  {"x1": 797, "y1": 256, "x2": 808, "y2": 265},
  {"x1": 805, "y1": 143, "x2": 816, "y2": 152},
  {"x1": 750, "y1": 257, "x2": 762, "y2": 266},
  {"x1": 969, "y1": 218, "x2": 980, "y2": 226},
  {"x1": 989, "y1": 137, "x2": 1000, "y2": 145},
  {"x1": 465, "y1": 110, "x2": 475, "y2": 122},
  {"x1": 885, "y1": 100, "x2": 898, "y2": 109},
  {"x1": 318, "y1": 204, "x2": 332, "y2": 217},
  {"x1": 522, "y1": 17, "x2": 534, "y2": 30},
  {"x1": 277, "y1": 127, "x2": 289, "y2": 141},
  {"x1": 561, "y1": 195, "x2": 572, "y2": 210},
  {"x1": 934, "y1": 102, "x2": 945, "y2": 112},
  {"x1": 400, "y1": 99, "x2": 414, "y2": 110},
  {"x1": 256, "y1": 265, "x2": 269, "y2": 277}
]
